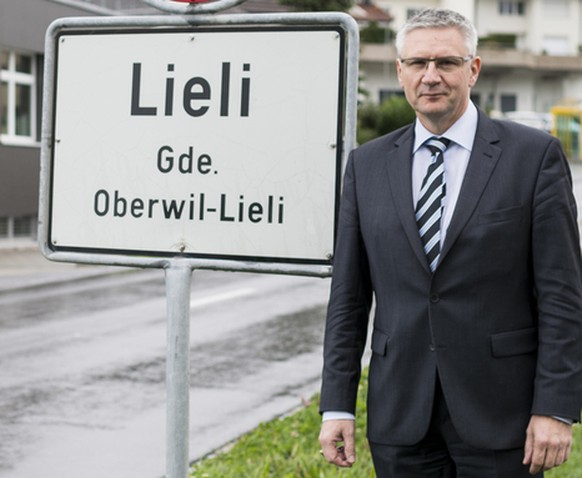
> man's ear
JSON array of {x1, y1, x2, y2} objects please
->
[{"x1": 469, "y1": 56, "x2": 482, "y2": 87}]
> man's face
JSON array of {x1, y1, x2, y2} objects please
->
[{"x1": 397, "y1": 27, "x2": 481, "y2": 133}]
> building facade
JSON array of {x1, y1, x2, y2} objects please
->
[
  {"x1": 0, "y1": 1, "x2": 99, "y2": 246},
  {"x1": 361, "y1": 0, "x2": 582, "y2": 115},
  {"x1": 0, "y1": 0, "x2": 158, "y2": 246}
]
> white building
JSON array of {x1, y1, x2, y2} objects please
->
[{"x1": 361, "y1": 0, "x2": 582, "y2": 114}]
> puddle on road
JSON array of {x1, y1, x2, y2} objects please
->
[
  {"x1": 94, "y1": 357, "x2": 166, "y2": 385},
  {"x1": 191, "y1": 305, "x2": 326, "y2": 387},
  {"x1": 91, "y1": 304, "x2": 327, "y2": 388}
]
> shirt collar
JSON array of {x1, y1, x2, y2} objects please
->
[{"x1": 413, "y1": 101, "x2": 478, "y2": 154}]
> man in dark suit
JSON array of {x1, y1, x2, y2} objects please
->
[{"x1": 319, "y1": 8, "x2": 582, "y2": 477}]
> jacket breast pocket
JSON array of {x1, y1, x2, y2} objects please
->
[
  {"x1": 478, "y1": 205, "x2": 523, "y2": 225},
  {"x1": 490, "y1": 327, "x2": 537, "y2": 357}
]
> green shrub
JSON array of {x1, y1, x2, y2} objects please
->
[
  {"x1": 357, "y1": 96, "x2": 416, "y2": 144},
  {"x1": 377, "y1": 95, "x2": 416, "y2": 136}
]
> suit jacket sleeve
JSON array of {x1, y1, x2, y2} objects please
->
[
  {"x1": 319, "y1": 150, "x2": 373, "y2": 415},
  {"x1": 530, "y1": 137, "x2": 582, "y2": 421}
]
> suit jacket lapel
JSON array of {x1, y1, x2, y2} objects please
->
[
  {"x1": 439, "y1": 111, "x2": 502, "y2": 265},
  {"x1": 385, "y1": 126, "x2": 432, "y2": 273}
]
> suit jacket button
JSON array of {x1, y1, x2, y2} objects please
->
[
  {"x1": 429, "y1": 344, "x2": 435, "y2": 351},
  {"x1": 430, "y1": 294, "x2": 440, "y2": 303}
]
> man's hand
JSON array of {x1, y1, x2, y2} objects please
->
[
  {"x1": 319, "y1": 419, "x2": 356, "y2": 468},
  {"x1": 523, "y1": 415, "x2": 573, "y2": 475}
]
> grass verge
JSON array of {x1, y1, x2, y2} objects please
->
[{"x1": 190, "y1": 369, "x2": 582, "y2": 477}]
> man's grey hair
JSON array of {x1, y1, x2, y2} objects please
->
[{"x1": 395, "y1": 8, "x2": 478, "y2": 57}]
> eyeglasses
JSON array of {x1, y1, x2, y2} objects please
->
[{"x1": 399, "y1": 56, "x2": 473, "y2": 72}]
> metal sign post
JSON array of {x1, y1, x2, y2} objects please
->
[
  {"x1": 39, "y1": 2, "x2": 359, "y2": 476},
  {"x1": 165, "y1": 261, "x2": 192, "y2": 478}
]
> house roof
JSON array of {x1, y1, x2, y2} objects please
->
[
  {"x1": 225, "y1": 0, "x2": 292, "y2": 14},
  {"x1": 349, "y1": 1, "x2": 393, "y2": 23}
]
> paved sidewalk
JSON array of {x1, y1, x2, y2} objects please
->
[{"x1": 0, "y1": 244, "x2": 123, "y2": 293}]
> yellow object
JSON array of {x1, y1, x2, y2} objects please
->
[{"x1": 551, "y1": 106, "x2": 582, "y2": 161}]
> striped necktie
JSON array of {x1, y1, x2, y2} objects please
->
[{"x1": 415, "y1": 136, "x2": 450, "y2": 272}]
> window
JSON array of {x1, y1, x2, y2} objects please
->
[
  {"x1": 13, "y1": 215, "x2": 36, "y2": 238},
  {"x1": 542, "y1": 36, "x2": 570, "y2": 55},
  {"x1": 499, "y1": 1, "x2": 526, "y2": 15},
  {"x1": 500, "y1": 94, "x2": 517, "y2": 113},
  {"x1": 0, "y1": 215, "x2": 37, "y2": 240},
  {"x1": 0, "y1": 217, "x2": 8, "y2": 238},
  {"x1": 543, "y1": 0, "x2": 568, "y2": 18},
  {"x1": 0, "y1": 50, "x2": 37, "y2": 145},
  {"x1": 470, "y1": 93, "x2": 481, "y2": 108}
]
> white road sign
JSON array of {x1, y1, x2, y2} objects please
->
[{"x1": 47, "y1": 25, "x2": 346, "y2": 265}]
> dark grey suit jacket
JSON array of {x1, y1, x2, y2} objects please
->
[{"x1": 320, "y1": 109, "x2": 582, "y2": 450}]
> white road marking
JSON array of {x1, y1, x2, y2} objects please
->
[{"x1": 190, "y1": 288, "x2": 255, "y2": 309}]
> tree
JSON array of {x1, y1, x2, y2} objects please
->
[
  {"x1": 356, "y1": 95, "x2": 416, "y2": 144},
  {"x1": 377, "y1": 95, "x2": 416, "y2": 135},
  {"x1": 357, "y1": 101, "x2": 380, "y2": 145}
]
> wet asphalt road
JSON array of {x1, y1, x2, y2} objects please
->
[{"x1": 0, "y1": 267, "x2": 331, "y2": 478}]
